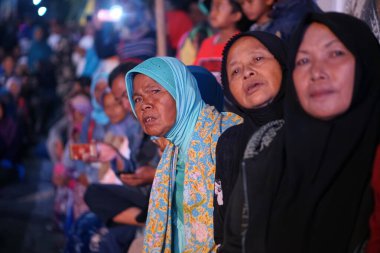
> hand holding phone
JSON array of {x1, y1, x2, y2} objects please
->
[{"x1": 69, "y1": 143, "x2": 97, "y2": 161}]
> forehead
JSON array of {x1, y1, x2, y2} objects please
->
[
  {"x1": 299, "y1": 22, "x2": 341, "y2": 49},
  {"x1": 112, "y1": 75, "x2": 126, "y2": 89},
  {"x1": 103, "y1": 92, "x2": 116, "y2": 103},
  {"x1": 133, "y1": 74, "x2": 163, "y2": 92},
  {"x1": 228, "y1": 36, "x2": 271, "y2": 59}
]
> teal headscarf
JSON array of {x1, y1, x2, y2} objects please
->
[
  {"x1": 125, "y1": 57, "x2": 205, "y2": 152},
  {"x1": 90, "y1": 72, "x2": 110, "y2": 125}
]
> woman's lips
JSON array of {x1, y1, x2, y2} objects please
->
[
  {"x1": 245, "y1": 82, "x2": 264, "y2": 95},
  {"x1": 143, "y1": 115, "x2": 157, "y2": 126},
  {"x1": 310, "y1": 89, "x2": 335, "y2": 98}
]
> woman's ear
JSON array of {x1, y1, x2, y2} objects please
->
[
  {"x1": 232, "y1": 11, "x2": 242, "y2": 23},
  {"x1": 265, "y1": 0, "x2": 276, "y2": 7}
]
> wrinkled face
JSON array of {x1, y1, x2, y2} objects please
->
[
  {"x1": 132, "y1": 74, "x2": 176, "y2": 137},
  {"x1": 227, "y1": 36, "x2": 282, "y2": 109},
  {"x1": 293, "y1": 23, "x2": 356, "y2": 120},
  {"x1": 103, "y1": 92, "x2": 127, "y2": 124},
  {"x1": 111, "y1": 74, "x2": 132, "y2": 113},
  {"x1": 209, "y1": 0, "x2": 241, "y2": 30},
  {"x1": 239, "y1": 0, "x2": 273, "y2": 24},
  {"x1": 94, "y1": 80, "x2": 108, "y2": 104}
]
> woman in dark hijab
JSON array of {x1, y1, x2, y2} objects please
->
[
  {"x1": 227, "y1": 12, "x2": 380, "y2": 253},
  {"x1": 214, "y1": 31, "x2": 287, "y2": 246}
]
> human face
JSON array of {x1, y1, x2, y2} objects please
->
[
  {"x1": 239, "y1": 0, "x2": 273, "y2": 24},
  {"x1": 209, "y1": 0, "x2": 241, "y2": 30},
  {"x1": 103, "y1": 92, "x2": 127, "y2": 124},
  {"x1": 132, "y1": 74, "x2": 176, "y2": 137},
  {"x1": 94, "y1": 80, "x2": 108, "y2": 104},
  {"x1": 227, "y1": 36, "x2": 282, "y2": 109},
  {"x1": 293, "y1": 23, "x2": 355, "y2": 120},
  {"x1": 111, "y1": 74, "x2": 132, "y2": 113}
]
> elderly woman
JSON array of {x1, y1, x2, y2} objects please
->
[
  {"x1": 125, "y1": 57, "x2": 242, "y2": 252},
  {"x1": 224, "y1": 12, "x2": 380, "y2": 253},
  {"x1": 214, "y1": 31, "x2": 287, "y2": 249}
]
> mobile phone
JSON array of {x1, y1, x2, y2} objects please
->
[
  {"x1": 69, "y1": 143, "x2": 97, "y2": 160},
  {"x1": 115, "y1": 171, "x2": 135, "y2": 176}
]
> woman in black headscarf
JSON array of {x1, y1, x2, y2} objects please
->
[
  {"x1": 227, "y1": 12, "x2": 380, "y2": 253},
  {"x1": 214, "y1": 31, "x2": 287, "y2": 247}
]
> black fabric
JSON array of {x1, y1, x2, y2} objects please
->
[
  {"x1": 84, "y1": 184, "x2": 149, "y2": 225},
  {"x1": 236, "y1": 12, "x2": 380, "y2": 253},
  {"x1": 214, "y1": 31, "x2": 287, "y2": 245}
]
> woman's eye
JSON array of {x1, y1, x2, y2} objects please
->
[
  {"x1": 330, "y1": 50, "x2": 345, "y2": 58},
  {"x1": 152, "y1": 89, "x2": 160, "y2": 94},
  {"x1": 295, "y1": 58, "x2": 309, "y2": 66},
  {"x1": 255, "y1": 56, "x2": 264, "y2": 62},
  {"x1": 231, "y1": 68, "x2": 240, "y2": 76},
  {"x1": 134, "y1": 97, "x2": 142, "y2": 103}
]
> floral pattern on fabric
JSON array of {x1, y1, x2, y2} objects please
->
[{"x1": 143, "y1": 105, "x2": 242, "y2": 252}]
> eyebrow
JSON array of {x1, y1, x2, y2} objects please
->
[
  {"x1": 132, "y1": 83, "x2": 159, "y2": 97},
  {"x1": 298, "y1": 39, "x2": 341, "y2": 54}
]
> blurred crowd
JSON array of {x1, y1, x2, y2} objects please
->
[{"x1": 0, "y1": 0, "x2": 379, "y2": 253}]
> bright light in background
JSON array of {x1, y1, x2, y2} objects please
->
[
  {"x1": 33, "y1": 0, "x2": 41, "y2": 5},
  {"x1": 38, "y1": 6, "x2": 47, "y2": 16},
  {"x1": 97, "y1": 5, "x2": 123, "y2": 22},
  {"x1": 110, "y1": 5, "x2": 123, "y2": 21}
]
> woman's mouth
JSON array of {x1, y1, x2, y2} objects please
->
[
  {"x1": 245, "y1": 82, "x2": 264, "y2": 95},
  {"x1": 310, "y1": 89, "x2": 335, "y2": 99},
  {"x1": 143, "y1": 116, "x2": 156, "y2": 125}
]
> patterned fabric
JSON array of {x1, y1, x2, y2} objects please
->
[{"x1": 143, "y1": 105, "x2": 242, "y2": 252}]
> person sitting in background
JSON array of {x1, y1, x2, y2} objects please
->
[
  {"x1": 116, "y1": 0, "x2": 156, "y2": 63},
  {"x1": 195, "y1": 0, "x2": 250, "y2": 82},
  {"x1": 27, "y1": 26, "x2": 52, "y2": 74},
  {"x1": 238, "y1": 0, "x2": 321, "y2": 40},
  {"x1": 177, "y1": 0, "x2": 213, "y2": 65},
  {"x1": 0, "y1": 55, "x2": 16, "y2": 88},
  {"x1": 0, "y1": 95, "x2": 23, "y2": 185}
]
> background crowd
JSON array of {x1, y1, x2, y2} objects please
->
[{"x1": 0, "y1": 0, "x2": 380, "y2": 253}]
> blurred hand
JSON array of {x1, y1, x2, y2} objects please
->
[
  {"x1": 81, "y1": 142, "x2": 117, "y2": 163},
  {"x1": 96, "y1": 142, "x2": 117, "y2": 162},
  {"x1": 120, "y1": 165, "x2": 156, "y2": 187}
]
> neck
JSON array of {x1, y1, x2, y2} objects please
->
[
  {"x1": 256, "y1": 14, "x2": 271, "y2": 25},
  {"x1": 218, "y1": 27, "x2": 239, "y2": 43}
]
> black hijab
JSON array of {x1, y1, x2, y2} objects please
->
[
  {"x1": 215, "y1": 31, "x2": 287, "y2": 245},
  {"x1": 240, "y1": 12, "x2": 380, "y2": 253},
  {"x1": 221, "y1": 31, "x2": 287, "y2": 127}
]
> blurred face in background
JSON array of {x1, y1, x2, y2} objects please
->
[
  {"x1": 238, "y1": 0, "x2": 274, "y2": 24},
  {"x1": 111, "y1": 74, "x2": 132, "y2": 113},
  {"x1": 94, "y1": 80, "x2": 108, "y2": 104},
  {"x1": 293, "y1": 22, "x2": 356, "y2": 120},
  {"x1": 103, "y1": 92, "x2": 127, "y2": 124},
  {"x1": 132, "y1": 74, "x2": 176, "y2": 137},
  {"x1": 227, "y1": 36, "x2": 282, "y2": 109},
  {"x1": 2, "y1": 56, "x2": 15, "y2": 75},
  {"x1": 209, "y1": 0, "x2": 242, "y2": 30}
]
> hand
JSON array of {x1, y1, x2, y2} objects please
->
[
  {"x1": 96, "y1": 142, "x2": 118, "y2": 162},
  {"x1": 120, "y1": 165, "x2": 156, "y2": 187}
]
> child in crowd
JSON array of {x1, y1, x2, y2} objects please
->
[
  {"x1": 194, "y1": 0, "x2": 249, "y2": 82},
  {"x1": 239, "y1": 0, "x2": 321, "y2": 40}
]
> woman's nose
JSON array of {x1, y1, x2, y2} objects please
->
[
  {"x1": 310, "y1": 61, "x2": 327, "y2": 82},
  {"x1": 243, "y1": 68, "x2": 255, "y2": 80}
]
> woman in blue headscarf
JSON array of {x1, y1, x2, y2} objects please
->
[{"x1": 125, "y1": 57, "x2": 242, "y2": 252}]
